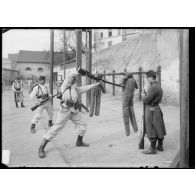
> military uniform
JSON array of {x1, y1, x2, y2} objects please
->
[
  {"x1": 30, "y1": 78, "x2": 53, "y2": 133},
  {"x1": 121, "y1": 73, "x2": 138, "y2": 136},
  {"x1": 38, "y1": 72, "x2": 100, "y2": 158},
  {"x1": 143, "y1": 81, "x2": 166, "y2": 139},
  {"x1": 142, "y1": 70, "x2": 166, "y2": 154},
  {"x1": 12, "y1": 79, "x2": 25, "y2": 108}
]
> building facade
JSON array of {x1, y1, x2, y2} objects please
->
[
  {"x1": 2, "y1": 58, "x2": 12, "y2": 69},
  {"x1": 92, "y1": 29, "x2": 142, "y2": 52},
  {"x1": 7, "y1": 50, "x2": 64, "y2": 81}
]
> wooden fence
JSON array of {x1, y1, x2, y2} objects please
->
[{"x1": 96, "y1": 66, "x2": 161, "y2": 100}]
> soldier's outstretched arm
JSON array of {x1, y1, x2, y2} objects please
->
[{"x1": 77, "y1": 83, "x2": 100, "y2": 95}]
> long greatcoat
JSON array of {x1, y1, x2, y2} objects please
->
[{"x1": 143, "y1": 81, "x2": 166, "y2": 139}]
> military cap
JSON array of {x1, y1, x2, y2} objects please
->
[
  {"x1": 39, "y1": 76, "x2": 46, "y2": 81},
  {"x1": 146, "y1": 70, "x2": 156, "y2": 79}
]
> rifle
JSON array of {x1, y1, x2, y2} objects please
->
[
  {"x1": 31, "y1": 94, "x2": 58, "y2": 111},
  {"x1": 138, "y1": 102, "x2": 146, "y2": 149},
  {"x1": 78, "y1": 67, "x2": 123, "y2": 88},
  {"x1": 14, "y1": 92, "x2": 18, "y2": 107}
]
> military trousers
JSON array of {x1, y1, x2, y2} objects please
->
[
  {"x1": 14, "y1": 91, "x2": 24, "y2": 103},
  {"x1": 31, "y1": 101, "x2": 53, "y2": 124},
  {"x1": 44, "y1": 107, "x2": 87, "y2": 141}
]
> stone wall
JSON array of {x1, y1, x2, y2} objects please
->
[{"x1": 92, "y1": 29, "x2": 180, "y2": 106}]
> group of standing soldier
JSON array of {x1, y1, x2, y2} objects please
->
[{"x1": 11, "y1": 69, "x2": 166, "y2": 158}]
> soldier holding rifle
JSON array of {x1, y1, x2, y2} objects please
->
[
  {"x1": 30, "y1": 76, "x2": 53, "y2": 134},
  {"x1": 12, "y1": 77, "x2": 25, "y2": 108},
  {"x1": 141, "y1": 70, "x2": 166, "y2": 154},
  {"x1": 38, "y1": 72, "x2": 100, "y2": 158}
]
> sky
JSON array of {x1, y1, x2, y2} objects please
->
[{"x1": 2, "y1": 29, "x2": 57, "y2": 58}]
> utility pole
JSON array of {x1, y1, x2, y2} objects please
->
[
  {"x1": 76, "y1": 29, "x2": 82, "y2": 109},
  {"x1": 63, "y1": 29, "x2": 66, "y2": 80},
  {"x1": 179, "y1": 29, "x2": 189, "y2": 168},
  {"x1": 86, "y1": 29, "x2": 92, "y2": 107},
  {"x1": 50, "y1": 29, "x2": 54, "y2": 105}
]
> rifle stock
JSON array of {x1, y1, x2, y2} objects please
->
[
  {"x1": 78, "y1": 67, "x2": 123, "y2": 88},
  {"x1": 139, "y1": 102, "x2": 146, "y2": 149},
  {"x1": 14, "y1": 92, "x2": 18, "y2": 107},
  {"x1": 30, "y1": 94, "x2": 57, "y2": 111}
]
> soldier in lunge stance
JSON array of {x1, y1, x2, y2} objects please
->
[
  {"x1": 12, "y1": 77, "x2": 26, "y2": 108},
  {"x1": 30, "y1": 76, "x2": 53, "y2": 134},
  {"x1": 142, "y1": 70, "x2": 166, "y2": 154},
  {"x1": 38, "y1": 72, "x2": 100, "y2": 158}
]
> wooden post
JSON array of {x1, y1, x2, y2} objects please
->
[
  {"x1": 50, "y1": 29, "x2": 54, "y2": 105},
  {"x1": 179, "y1": 29, "x2": 189, "y2": 168},
  {"x1": 86, "y1": 30, "x2": 92, "y2": 108},
  {"x1": 112, "y1": 70, "x2": 115, "y2": 96},
  {"x1": 76, "y1": 29, "x2": 82, "y2": 111},
  {"x1": 63, "y1": 29, "x2": 66, "y2": 80},
  {"x1": 139, "y1": 67, "x2": 142, "y2": 101},
  {"x1": 157, "y1": 66, "x2": 161, "y2": 86},
  {"x1": 103, "y1": 70, "x2": 106, "y2": 93}
]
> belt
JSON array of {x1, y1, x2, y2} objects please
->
[
  {"x1": 60, "y1": 100, "x2": 81, "y2": 110},
  {"x1": 150, "y1": 103, "x2": 159, "y2": 107}
]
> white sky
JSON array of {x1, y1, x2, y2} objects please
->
[{"x1": 2, "y1": 29, "x2": 52, "y2": 58}]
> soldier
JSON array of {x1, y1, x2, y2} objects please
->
[
  {"x1": 30, "y1": 76, "x2": 53, "y2": 134},
  {"x1": 142, "y1": 70, "x2": 166, "y2": 154},
  {"x1": 12, "y1": 77, "x2": 25, "y2": 108},
  {"x1": 121, "y1": 72, "x2": 138, "y2": 136},
  {"x1": 38, "y1": 72, "x2": 100, "y2": 158},
  {"x1": 28, "y1": 79, "x2": 33, "y2": 93}
]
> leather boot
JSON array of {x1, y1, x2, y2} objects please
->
[
  {"x1": 76, "y1": 135, "x2": 89, "y2": 147},
  {"x1": 38, "y1": 139, "x2": 49, "y2": 158},
  {"x1": 16, "y1": 102, "x2": 18, "y2": 108},
  {"x1": 48, "y1": 120, "x2": 53, "y2": 127},
  {"x1": 21, "y1": 102, "x2": 26, "y2": 107},
  {"x1": 31, "y1": 123, "x2": 36, "y2": 134},
  {"x1": 157, "y1": 138, "x2": 164, "y2": 151},
  {"x1": 142, "y1": 138, "x2": 157, "y2": 154}
]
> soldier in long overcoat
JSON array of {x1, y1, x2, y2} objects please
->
[{"x1": 142, "y1": 70, "x2": 166, "y2": 154}]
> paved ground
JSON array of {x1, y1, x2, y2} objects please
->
[{"x1": 2, "y1": 87, "x2": 180, "y2": 167}]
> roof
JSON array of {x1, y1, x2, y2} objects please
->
[
  {"x1": 16, "y1": 50, "x2": 50, "y2": 64},
  {"x1": 8, "y1": 54, "x2": 18, "y2": 62},
  {"x1": 15, "y1": 50, "x2": 64, "y2": 65}
]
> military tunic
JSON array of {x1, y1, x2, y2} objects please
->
[
  {"x1": 143, "y1": 81, "x2": 166, "y2": 139},
  {"x1": 30, "y1": 83, "x2": 53, "y2": 125}
]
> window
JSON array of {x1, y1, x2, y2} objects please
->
[
  {"x1": 37, "y1": 67, "x2": 43, "y2": 72},
  {"x1": 25, "y1": 67, "x2": 31, "y2": 71},
  {"x1": 100, "y1": 32, "x2": 103, "y2": 38},
  {"x1": 108, "y1": 30, "x2": 112, "y2": 37},
  {"x1": 108, "y1": 41, "x2": 112, "y2": 47}
]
